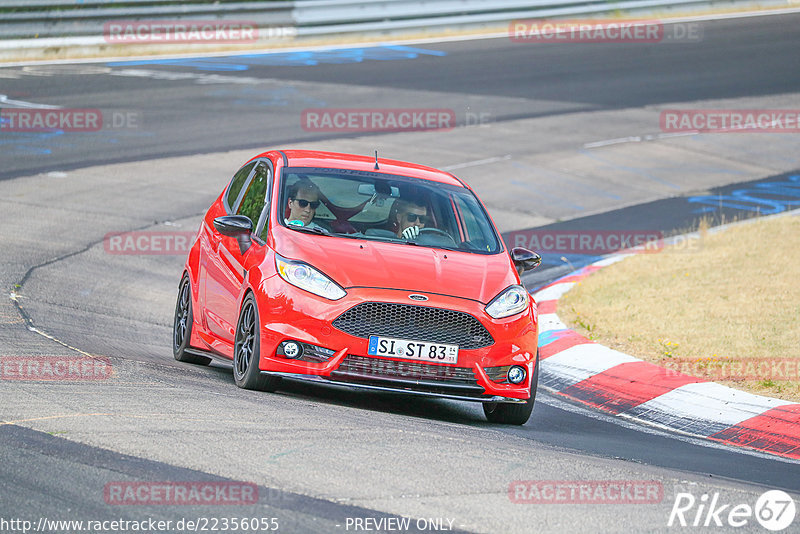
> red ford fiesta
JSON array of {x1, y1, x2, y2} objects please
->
[{"x1": 173, "y1": 150, "x2": 541, "y2": 424}]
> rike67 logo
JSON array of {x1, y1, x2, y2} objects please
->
[{"x1": 668, "y1": 490, "x2": 796, "y2": 531}]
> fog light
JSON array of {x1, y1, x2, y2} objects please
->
[
  {"x1": 507, "y1": 365, "x2": 526, "y2": 384},
  {"x1": 281, "y1": 341, "x2": 302, "y2": 359}
]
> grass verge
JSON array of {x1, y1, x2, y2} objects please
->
[{"x1": 558, "y1": 213, "x2": 800, "y2": 402}]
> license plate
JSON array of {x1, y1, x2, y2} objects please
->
[{"x1": 367, "y1": 335, "x2": 459, "y2": 364}]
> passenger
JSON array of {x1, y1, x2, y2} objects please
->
[{"x1": 393, "y1": 198, "x2": 429, "y2": 240}]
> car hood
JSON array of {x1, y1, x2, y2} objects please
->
[{"x1": 273, "y1": 231, "x2": 517, "y2": 304}]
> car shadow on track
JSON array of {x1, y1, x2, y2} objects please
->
[
  {"x1": 278, "y1": 378, "x2": 486, "y2": 423},
  {"x1": 184, "y1": 359, "x2": 532, "y2": 427}
]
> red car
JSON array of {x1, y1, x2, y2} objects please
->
[{"x1": 173, "y1": 150, "x2": 541, "y2": 424}]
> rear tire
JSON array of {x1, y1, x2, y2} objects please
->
[
  {"x1": 173, "y1": 274, "x2": 211, "y2": 366},
  {"x1": 483, "y1": 352, "x2": 539, "y2": 425},
  {"x1": 233, "y1": 293, "x2": 282, "y2": 392}
]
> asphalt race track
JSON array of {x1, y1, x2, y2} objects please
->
[{"x1": 1, "y1": 12, "x2": 800, "y2": 534}]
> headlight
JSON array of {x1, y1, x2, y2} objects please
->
[
  {"x1": 485, "y1": 285, "x2": 529, "y2": 319},
  {"x1": 275, "y1": 254, "x2": 346, "y2": 300}
]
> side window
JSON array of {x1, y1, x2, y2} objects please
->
[
  {"x1": 453, "y1": 194, "x2": 500, "y2": 253},
  {"x1": 225, "y1": 161, "x2": 256, "y2": 213},
  {"x1": 237, "y1": 160, "x2": 271, "y2": 234}
]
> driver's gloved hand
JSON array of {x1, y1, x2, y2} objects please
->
[{"x1": 401, "y1": 226, "x2": 420, "y2": 240}]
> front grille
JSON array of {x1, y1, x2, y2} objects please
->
[
  {"x1": 334, "y1": 354, "x2": 477, "y2": 386},
  {"x1": 332, "y1": 302, "x2": 494, "y2": 349}
]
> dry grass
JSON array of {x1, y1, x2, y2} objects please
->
[{"x1": 559, "y1": 214, "x2": 800, "y2": 402}]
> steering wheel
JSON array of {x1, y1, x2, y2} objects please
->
[
  {"x1": 418, "y1": 228, "x2": 450, "y2": 238},
  {"x1": 416, "y1": 227, "x2": 457, "y2": 247}
]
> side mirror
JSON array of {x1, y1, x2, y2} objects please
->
[
  {"x1": 213, "y1": 215, "x2": 253, "y2": 255},
  {"x1": 511, "y1": 247, "x2": 541, "y2": 275}
]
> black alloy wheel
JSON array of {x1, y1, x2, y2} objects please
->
[
  {"x1": 173, "y1": 274, "x2": 211, "y2": 365},
  {"x1": 233, "y1": 293, "x2": 281, "y2": 392}
]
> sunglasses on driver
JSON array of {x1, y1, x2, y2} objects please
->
[
  {"x1": 405, "y1": 213, "x2": 429, "y2": 224},
  {"x1": 292, "y1": 198, "x2": 320, "y2": 209}
]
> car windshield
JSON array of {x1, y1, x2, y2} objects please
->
[{"x1": 279, "y1": 167, "x2": 502, "y2": 254}]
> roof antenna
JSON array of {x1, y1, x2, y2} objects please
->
[{"x1": 374, "y1": 150, "x2": 380, "y2": 170}]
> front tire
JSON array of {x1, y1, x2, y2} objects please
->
[
  {"x1": 233, "y1": 293, "x2": 281, "y2": 392},
  {"x1": 483, "y1": 352, "x2": 539, "y2": 425},
  {"x1": 173, "y1": 274, "x2": 211, "y2": 365}
]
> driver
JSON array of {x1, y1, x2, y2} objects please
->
[
  {"x1": 286, "y1": 180, "x2": 325, "y2": 229},
  {"x1": 394, "y1": 198, "x2": 429, "y2": 240}
]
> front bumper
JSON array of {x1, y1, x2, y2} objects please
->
[
  {"x1": 260, "y1": 371, "x2": 529, "y2": 403},
  {"x1": 254, "y1": 286, "x2": 538, "y2": 403}
]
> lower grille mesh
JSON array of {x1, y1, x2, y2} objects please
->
[
  {"x1": 332, "y1": 302, "x2": 493, "y2": 349},
  {"x1": 334, "y1": 354, "x2": 477, "y2": 385}
]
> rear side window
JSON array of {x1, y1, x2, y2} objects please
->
[{"x1": 225, "y1": 161, "x2": 256, "y2": 212}]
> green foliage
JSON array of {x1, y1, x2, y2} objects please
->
[
  {"x1": 238, "y1": 171, "x2": 268, "y2": 227},
  {"x1": 239, "y1": 165, "x2": 269, "y2": 229}
]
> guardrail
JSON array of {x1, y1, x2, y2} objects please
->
[
  {"x1": 292, "y1": 0, "x2": 719, "y2": 37},
  {"x1": 0, "y1": 1, "x2": 293, "y2": 40},
  {"x1": 0, "y1": 0, "x2": 789, "y2": 41}
]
